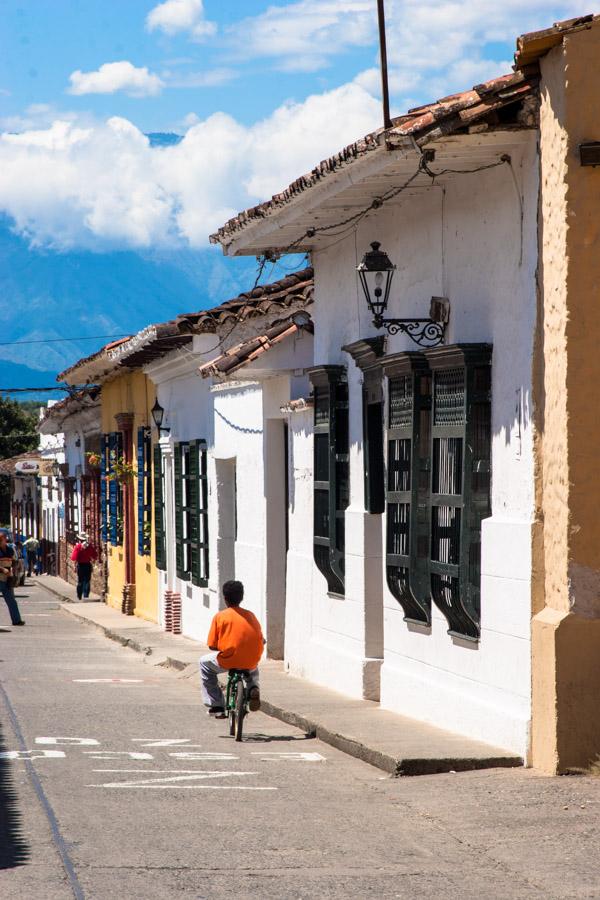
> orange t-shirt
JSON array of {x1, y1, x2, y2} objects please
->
[{"x1": 207, "y1": 606, "x2": 264, "y2": 670}]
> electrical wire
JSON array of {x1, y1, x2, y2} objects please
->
[{"x1": 0, "y1": 333, "x2": 129, "y2": 347}]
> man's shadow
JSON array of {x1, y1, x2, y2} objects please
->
[
  {"x1": 220, "y1": 732, "x2": 316, "y2": 743},
  {"x1": 0, "y1": 719, "x2": 30, "y2": 868}
]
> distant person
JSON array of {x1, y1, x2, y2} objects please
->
[
  {"x1": 23, "y1": 536, "x2": 40, "y2": 576},
  {"x1": 0, "y1": 530, "x2": 25, "y2": 626},
  {"x1": 199, "y1": 580, "x2": 263, "y2": 716},
  {"x1": 70, "y1": 533, "x2": 97, "y2": 600}
]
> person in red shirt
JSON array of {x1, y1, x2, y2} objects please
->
[
  {"x1": 70, "y1": 533, "x2": 98, "y2": 600},
  {"x1": 200, "y1": 580, "x2": 264, "y2": 717}
]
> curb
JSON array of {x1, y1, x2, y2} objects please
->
[{"x1": 57, "y1": 598, "x2": 523, "y2": 778}]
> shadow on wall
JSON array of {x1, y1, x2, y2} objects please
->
[
  {"x1": 0, "y1": 719, "x2": 30, "y2": 869},
  {"x1": 496, "y1": 385, "x2": 532, "y2": 450}
]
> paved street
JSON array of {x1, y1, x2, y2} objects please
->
[{"x1": 0, "y1": 582, "x2": 599, "y2": 900}]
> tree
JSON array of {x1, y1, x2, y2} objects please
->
[{"x1": 0, "y1": 397, "x2": 38, "y2": 524}]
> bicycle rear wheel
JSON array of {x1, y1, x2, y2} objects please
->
[{"x1": 234, "y1": 679, "x2": 245, "y2": 742}]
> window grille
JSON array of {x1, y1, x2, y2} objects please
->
[
  {"x1": 383, "y1": 353, "x2": 432, "y2": 624},
  {"x1": 136, "y1": 426, "x2": 152, "y2": 556},
  {"x1": 424, "y1": 344, "x2": 492, "y2": 640},
  {"x1": 64, "y1": 477, "x2": 79, "y2": 544},
  {"x1": 175, "y1": 440, "x2": 209, "y2": 586},
  {"x1": 308, "y1": 366, "x2": 349, "y2": 596},
  {"x1": 102, "y1": 432, "x2": 123, "y2": 546},
  {"x1": 153, "y1": 444, "x2": 166, "y2": 571}
]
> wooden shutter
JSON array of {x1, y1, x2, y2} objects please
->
[
  {"x1": 137, "y1": 427, "x2": 145, "y2": 555},
  {"x1": 100, "y1": 434, "x2": 108, "y2": 542},
  {"x1": 189, "y1": 440, "x2": 209, "y2": 587},
  {"x1": 153, "y1": 443, "x2": 166, "y2": 571},
  {"x1": 424, "y1": 344, "x2": 492, "y2": 641},
  {"x1": 309, "y1": 366, "x2": 348, "y2": 596},
  {"x1": 174, "y1": 442, "x2": 185, "y2": 579},
  {"x1": 383, "y1": 353, "x2": 432, "y2": 625}
]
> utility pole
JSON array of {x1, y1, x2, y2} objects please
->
[{"x1": 377, "y1": 0, "x2": 392, "y2": 130}]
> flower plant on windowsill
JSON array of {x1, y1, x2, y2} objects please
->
[
  {"x1": 86, "y1": 451, "x2": 101, "y2": 469},
  {"x1": 106, "y1": 455, "x2": 137, "y2": 484}
]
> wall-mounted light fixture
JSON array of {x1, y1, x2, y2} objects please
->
[
  {"x1": 51, "y1": 460, "x2": 61, "y2": 479},
  {"x1": 356, "y1": 241, "x2": 449, "y2": 347},
  {"x1": 151, "y1": 398, "x2": 170, "y2": 436}
]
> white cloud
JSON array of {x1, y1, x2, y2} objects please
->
[
  {"x1": 164, "y1": 67, "x2": 237, "y2": 88},
  {"x1": 68, "y1": 61, "x2": 164, "y2": 97},
  {"x1": 228, "y1": 1, "x2": 375, "y2": 73},
  {"x1": 356, "y1": 0, "x2": 583, "y2": 107},
  {"x1": 146, "y1": 0, "x2": 216, "y2": 41},
  {"x1": 0, "y1": 83, "x2": 380, "y2": 250}
]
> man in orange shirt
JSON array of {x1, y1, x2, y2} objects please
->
[{"x1": 200, "y1": 580, "x2": 264, "y2": 716}]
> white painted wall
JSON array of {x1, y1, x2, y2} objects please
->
[
  {"x1": 284, "y1": 133, "x2": 538, "y2": 755},
  {"x1": 146, "y1": 328, "x2": 313, "y2": 653}
]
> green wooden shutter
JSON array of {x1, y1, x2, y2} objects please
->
[
  {"x1": 153, "y1": 443, "x2": 166, "y2": 571},
  {"x1": 189, "y1": 440, "x2": 209, "y2": 587},
  {"x1": 174, "y1": 442, "x2": 185, "y2": 579}
]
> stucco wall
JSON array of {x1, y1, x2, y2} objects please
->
[
  {"x1": 285, "y1": 132, "x2": 539, "y2": 754},
  {"x1": 532, "y1": 22, "x2": 600, "y2": 772},
  {"x1": 101, "y1": 372, "x2": 158, "y2": 622}
]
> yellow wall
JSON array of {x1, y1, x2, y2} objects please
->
[
  {"x1": 101, "y1": 371, "x2": 158, "y2": 623},
  {"x1": 532, "y1": 22, "x2": 600, "y2": 773}
]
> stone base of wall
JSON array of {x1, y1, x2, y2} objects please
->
[
  {"x1": 164, "y1": 591, "x2": 181, "y2": 635},
  {"x1": 122, "y1": 583, "x2": 136, "y2": 616}
]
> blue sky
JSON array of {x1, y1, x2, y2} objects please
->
[{"x1": 0, "y1": 0, "x2": 585, "y2": 252}]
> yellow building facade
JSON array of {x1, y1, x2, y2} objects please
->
[{"x1": 100, "y1": 371, "x2": 159, "y2": 624}]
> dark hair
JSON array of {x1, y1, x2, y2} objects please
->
[{"x1": 222, "y1": 580, "x2": 244, "y2": 606}]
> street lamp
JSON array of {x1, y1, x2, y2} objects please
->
[
  {"x1": 51, "y1": 460, "x2": 61, "y2": 479},
  {"x1": 356, "y1": 241, "x2": 448, "y2": 348},
  {"x1": 151, "y1": 398, "x2": 169, "y2": 436}
]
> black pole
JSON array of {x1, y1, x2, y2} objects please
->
[{"x1": 377, "y1": 0, "x2": 392, "y2": 130}]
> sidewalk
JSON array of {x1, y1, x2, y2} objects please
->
[
  {"x1": 39, "y1": 577, "x2": 523, "y2": 777},
  {"x1": 37, "y1": 573, "x2": 101, "y2": 603}
]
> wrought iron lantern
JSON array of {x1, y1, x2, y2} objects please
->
[
  {"x1": 51, "y1": 460, "x2": 62, "y2": 479},
  {"x1": 151, "y1": 398, "x2": 169, "y2": 436},
  {"x1": 357, "y1": 241, "x2": 448, "y2": 348}
]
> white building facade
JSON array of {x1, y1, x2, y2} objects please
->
[
  {"x1": 144, "y1": 271, "x2": 314, "y2": 651},
  {"x1": 211, "y1": 74, "x2": 540, "y2": 756}
]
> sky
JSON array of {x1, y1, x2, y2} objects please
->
[{"x1": 0, "y1": 0, "x2": 587, "y2": 253}]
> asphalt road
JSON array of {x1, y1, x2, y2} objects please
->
[{"x1": 1, "y1": 582, "x2": 600, "y2": 900}]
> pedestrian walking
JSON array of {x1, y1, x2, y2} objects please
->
[
  {"x1": 70, "y1": 533, "x2": 97, "y2": 600},
  {"x1": 0, "y1": 530, "x2": 25, "y2": 626},
  {"x1": 23, "y1": 536, "x2": 40, "y2": 576}
]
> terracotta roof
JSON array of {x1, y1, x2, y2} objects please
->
[
  {"x1": 515, "y1": 14, "x2": 599, "y2": 68},
  {"x1": 58, "y1": 337, "x2": 131, "y2": 382},
  {"x1": 177, "y1": 267, "x2": 314, "y2": 334},
  {"x1": 38, "y1": 387, "x2": 101, "y2": 432},
  {"x1": 197, "y1": 313, "x2": 313, "y2": 379},
  {"x1": 0, "y1": 451, "x2": 46, "y2": 477},
  {"x1": 210, "y1": 71, "x2": 538, "y2": 247}
]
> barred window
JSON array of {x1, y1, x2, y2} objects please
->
[
  {"x1": 137, "y1": 426, "x2": 152, "y2": 556},
  {"x1": 309, "y1": 366, "x2": 349, "y2": 596},
  {"x1": 175, "y1": 440, "x2": 209, "y2": 587}
]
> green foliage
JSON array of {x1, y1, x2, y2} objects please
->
[{"x1": 0, "y1": 396, "x2": 38, "y2": 522}]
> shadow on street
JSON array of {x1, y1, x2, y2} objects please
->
[{"x1": 0, "y1": 718, "x2": 30, "y2": 868}]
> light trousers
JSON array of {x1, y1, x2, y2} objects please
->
[{"x1": 199, "y1": 651, "x2": 259, "y2": 708}]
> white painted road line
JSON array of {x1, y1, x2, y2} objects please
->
[
  {"x1": 0, "y1": 750, "x2": 66, "y2": 760},
  {"x1": 251, "y1": 751, "x2": 327, "y2": 762},
  {"x1": 88, "y1": 770, "x2": 277, "y2": 790},
  {"x1": 72, "y1": 678, "x2": 145, "y2": 684},
  {"x1": 36, "y1": 736, "x2": 100, "y2": 745}
]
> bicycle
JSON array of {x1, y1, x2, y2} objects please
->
[{"x1": 225, "y1": 669, "x2": 252, "y2": 742}]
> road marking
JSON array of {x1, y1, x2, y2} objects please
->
[
  {"x1": 36, "y1": 736, "x2": 100, "y2": 746},
  {"x1": 83, "y1": 751, "x2": 154, "y2": 760},
  {"x1": 0, "y1": 749, "x2": 66, "y2": 760},
  {"x1": 169, "y1": 752, "x2": 238, "y2": 760},
  {"x1": 88, "y1": 770, "x2": 277, "y2": 790},
  {"x1": 88, "y1": 784, "x2": 277, "y2": 790},
  {"x1": 251, "y1": 751, "x2": 327, "y2": 762},
  {"x1": 131, "y1": 738, "x2": 203, "y2": 748},
  {"x1": 72, "y1": 678, "x2": 144, "y2": 684}
]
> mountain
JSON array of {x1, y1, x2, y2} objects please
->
[{"x1": 0, "y1": 215, "x2": 275, "y2": 393}]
